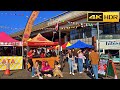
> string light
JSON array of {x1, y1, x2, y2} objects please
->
[
  {"x1": 0, "y1": 12, "x2": 98, "y2": 32},
  {"x1": 0, "y1": 25, "x2": 24, "y2": 30}
]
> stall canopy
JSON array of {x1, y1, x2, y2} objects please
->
[
  {"x1": 0, "y1": 32, "x2": 22, "y2": 46},
  {"x1": 48, "y1": 42, "x2": 71, "y2": 50},
  {"x1": 28, "y1": 33, "x2": 58, "y2": 46},
  {"x1": 67, "y1": 40, "x2": 93, "y2": 49},
  {"x1": 62, "y1": 42, "x2": 71, "y2": 49}
]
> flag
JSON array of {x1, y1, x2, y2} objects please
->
[
  {"x1": 55, "y1": 23, "x2": 59, "y2": 31},
  {"x1": 22, "y1": 11, "x2": 40, "y2": 46}
]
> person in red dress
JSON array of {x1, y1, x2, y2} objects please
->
[{"x1": 27, "y1": 49, "x2": 34, "y2": 72}]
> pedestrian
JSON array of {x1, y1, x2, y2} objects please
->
[
  {"x1": 53, "y1": 60, "x2": 63, "y2": 78},
  {"x1": 83, "y1": 48, "x2": 90, "y2": 71},
  {"x1": 27, "y1": 49, "x2": 34, "y2": 72},
  {"x1": 77, "y1": 49, "x2": 85, "y2": 73},
  {"x1": 68, "y1": 49, "x2": 75, "y2": 75},
  {"x1": 89, "y1": 48, "x2": 99, "y2": 79},
  {"x1": 31, "y1": 60, "x2": 43, "y2": 79},
  {"x1": 72, "y1": 48, "x2": 78, "y2": 63}
]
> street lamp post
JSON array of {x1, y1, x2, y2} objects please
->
[
  {"x1": 59, "y1": 27, "x2": 63, "y2": 70},
  {"x1": 97, "y1": 22, "x2": 100, "y2": 56}
]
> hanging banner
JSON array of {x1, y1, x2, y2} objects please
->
[
  {"x1": 22, "y1": 11, "x2": 40, "y2": 46},
  {"x1": 0, "y1": 56, "x2": 23, "y2": 70}
]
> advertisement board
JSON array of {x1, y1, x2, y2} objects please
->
[{"x1": 0, "y1": 56, "x2": 23, "y2": 70}]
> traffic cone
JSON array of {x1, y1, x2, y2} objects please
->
[
  {"x1": 4, "y1": 59, "x2": 10, "y2": 75},
  {"x1": 4, "y1": 69, "x2": 10, "y2": 75}
]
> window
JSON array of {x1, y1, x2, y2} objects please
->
[{"x1": 70, "y1": 26, "x2": 92, "y2": 40}]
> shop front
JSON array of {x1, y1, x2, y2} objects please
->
[{"x1": 97, "y1": 39, "x2": 120, "y2": 57}]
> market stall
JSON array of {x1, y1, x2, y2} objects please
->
[
  {"x1": 67, "y1": 40, "x2": 93, "y2": 49},
  {"x1": 27, "y1": 33, "x2": 59, "y2": 68},
  {"x1": 0, "y1": 32, "x2": 23, "y2": 70}
]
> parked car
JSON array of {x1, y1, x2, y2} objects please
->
[
  {"x1": 100, "y1": 54, "x2": 111, "y2": 60},
  {"x1": 100, "y1": 54, "x2": 120, "y2": 63},
  {"x1": 112, "y1": 56, "x2": 120, "y2": 63}
]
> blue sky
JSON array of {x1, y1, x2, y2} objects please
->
[{"x1": 0, "y1": 11, "x2": 65, "y2": 35}]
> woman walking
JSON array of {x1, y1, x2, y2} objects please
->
[
  {"x1": 77, "y1": 49, "x2": 85, "y2": 73},
  {"x1": 68, "y1": 50, "x2": 75, "y2": 75}
]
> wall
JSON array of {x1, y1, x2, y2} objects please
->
[
  {"x1": 55, "y1": 38, "x2": 65, "y2": 45},
  {"x1": 97, "y1": 39, "x2": 120, "y2": 50}
]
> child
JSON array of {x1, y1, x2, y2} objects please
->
[{"x1": 53, "y1": 61, "x2": 63, "y2": 78}]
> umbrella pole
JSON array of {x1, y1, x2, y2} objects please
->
[
  {"x1": 59, "y1": 27, "x2": 63, "y2": 70},
  {"x1": 26, "y1": 42, "x2": 29, "y2": 70}
]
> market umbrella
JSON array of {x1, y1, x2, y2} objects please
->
[
  {"x1": 62, "y1": 42, "x2": 71, "y2": 49},
  {"x1": 27, "y1": 38, "x2": 32, "y2": 41},
  {"x1": 67, "y1": 40, "x2": 93, "y2": 49}
]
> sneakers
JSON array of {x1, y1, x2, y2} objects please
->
[
  {"x1": 72, "y1": 73, "x2": 75, "y2": 76},
  {"x1": 69, "y1": 72, "x2": 72, "y2": 75},
  {"x1": 87, "y1": 68, "x2": 89, "y2": 71},
  {"x1": 79, "y1": 72, "x2": 83, "y2": 74},
  {"x1": 39, "y1": 76, "x2": 43, "y2": 79},
  {"x1": 32, "y1": 75, "x2": 35, "y2": 77}
]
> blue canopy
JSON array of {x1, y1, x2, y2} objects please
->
[{"x1": 67, "y1": 40, "x2": 93, "y2": 49}]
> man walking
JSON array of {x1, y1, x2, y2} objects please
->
[{"x1": 89, "y1": 48, "x2": 99, "y2": 79}]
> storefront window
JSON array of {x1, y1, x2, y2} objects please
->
[
  {"x1": 116, "y1": 23, "x2": 120, "y2": 34},
  {"x1": 102, "y1": 22, "x2": 120, "y2": 34},
  {"x1": 70, "y1": 26, "x2": 92, "y2": 40}
]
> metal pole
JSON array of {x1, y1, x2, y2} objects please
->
[
  {"x1": 22, "y1": 42, "x2": 24, "y2": 69},
  {"x1": 52, "y1": 31, "x2": 55, "y2": 41},
  {"x1": 26, "y1": 42, "x2": 29, "y2": 70},
  {"x1": 59, "y1": 27, "x2": 61, "y2": 56},
  {"x1": 97, "y1": 22, "x2": 100, "y2": 56},
  {"x1": 59, "y1": 27, "x2": 62, "y2": 70}
]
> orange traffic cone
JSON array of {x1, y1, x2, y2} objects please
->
[
  {"x1": 4, "y1": 59, "x2": 10, "y2": 75},
  {"x1": 4, "y1": 69, "x2": 10, "y2": 75}
]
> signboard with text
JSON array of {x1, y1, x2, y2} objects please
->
[
  {"x1": 98, "y1": 39, "x2": 120, "y2": 50},
  {"x1": 0, "y1": 56, "x2": 23, "y2": 70},
  {"x1": 87, "y1": 12, "x2": 119, "y2": 22}
]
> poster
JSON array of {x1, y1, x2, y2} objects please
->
[
  {"x1": 0, "y1": 56, "x2": 23, "y2": 70},
  {"x1": 98, "y1": 59, "x2": 108, "y2": 76}
]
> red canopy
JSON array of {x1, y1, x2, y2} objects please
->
[
  {"x1": 0, "y1": 32, "x2": 20, "y2": 42},
  {"x1": 28, "y1": 33, "x2": 58, "y2": 46},
  {"x1": 0, "y1": 32, "x2": 22, "y2": 46},
  {"x1": 62, "y1": 42, "x2": 71, "y2": 49}
]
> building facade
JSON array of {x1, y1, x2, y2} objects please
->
[{"x1": 10, "y1": 11, "x2": 120, "y2": 57}]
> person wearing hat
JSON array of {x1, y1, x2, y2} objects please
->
[{"x1": 77, "y1": 49, "x2": 85, "y2": 73}]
